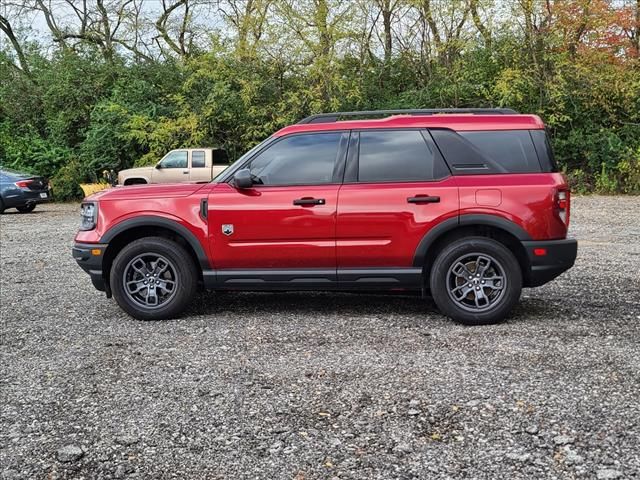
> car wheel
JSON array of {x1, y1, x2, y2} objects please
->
[
  {"x1": 429, "y1": 237, "x2": 522, "y2": 326},
  {"x1": 16, "y1": 204, "x2": 36, "y2": 213},
  {"x1": 0, "y1": 198, "x2": 4, "y2": 214},
  {"x1": 110, "y1": 237, "x2": 198, "y2": 320}
]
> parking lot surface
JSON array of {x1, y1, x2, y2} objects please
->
[{"x1": 1, "y1": 196, "x2": 639, "y2": 479}]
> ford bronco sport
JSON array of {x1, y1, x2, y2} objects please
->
[{"x1": 73, "y1": 109, "x2": 577, "y2": 325}]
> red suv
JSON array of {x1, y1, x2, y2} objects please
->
[{"x1": 73, "y1": 109, "x2": 577, "y2": 325}]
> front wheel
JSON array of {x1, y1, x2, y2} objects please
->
[
  {"x1": 429, "y1": 237, "x2": 522, "y2": 325},
  {"x1": 17, "y1": 204, "x2": 36, "y2": 213},
  {"x1": 110, "y1": 237, "x2": 198, "y2": 320}
]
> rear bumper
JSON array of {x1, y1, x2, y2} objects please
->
[
  {"x1": 72, "y1": 242, "x2": 108, "y2": 292},
  {"x1": 522, "y1": 238, "x2": 578, "y2": 287},
  {"x1": 2, "y1": 189, "x2": 52, "y2": 207}
]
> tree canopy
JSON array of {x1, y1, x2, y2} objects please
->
[{"x1": 1, "y1": 0, "x2": 639, "y2": 198}]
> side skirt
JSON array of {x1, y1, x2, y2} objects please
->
[{"x1": 202, "y1": 268, "x2": 423, "y2": 291}]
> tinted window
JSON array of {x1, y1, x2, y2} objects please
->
[
  {"x1": 459, "y1": 130, "x2": 541, "y2": 173},
  {"x1": 248, "y1": 133, "x2": 342, "y2": 185},
  {"x1": 159, "y1": 151, "x2": 188, "y2": 169},
  {"x1": 530, "y1": 129, "x2": 558, "y2": 172},
  {"x1": 357, "y1": 130, "x2": 448, "y2": 182},
  {"x1": 192, "y1": 151, "x2": 206, "y2": 168}
]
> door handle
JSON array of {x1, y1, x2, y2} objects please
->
[
  {"x1": 182, "y1": 170, "x2": 189, "y2": 174},
  {"x1": 407, "y1": 195, "x2": 440, "y2": 204},
  {"x1": 293, "y1": 197, "x2": 326, "y2": 206}
]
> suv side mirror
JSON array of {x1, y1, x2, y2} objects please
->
[
  {"x1": 155, "y1": 162, "x2": 162, "y2": 169},
  {"x1": 233, "y1": 168, "x2": 253, "y2": 189}
]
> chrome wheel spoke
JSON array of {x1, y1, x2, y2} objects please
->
[
  {"x1": 157, "y1": 279, "x2": 175, "y2": 294},
  {"x1": 145, "y1": 287, "x2": 158, "y2": 306},
  {"x1": 476, "y1": 256, "x2": 492, "y2": 276},
  {"x1": 126, "y1": 280, "x2": 147, "y2": 294},
  {"x1": 484, "y1": 276, "x2": 504, "y2": 291},
  {"x1": 474, "y1": 287, "x2": 489, "y2": 308},
  {"x1": 452, "y1": 262, "x2": 473, "y2": 279},
  {"x1": 452, "y1": 283, "x2": 472, "y2": 300}
]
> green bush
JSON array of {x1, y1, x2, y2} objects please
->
[{"x1": 50, "y1": 158, "x2": 86, "y2": 201}]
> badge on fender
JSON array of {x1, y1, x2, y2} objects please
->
[{"x1": 222, "y1": 224, "x2": 234, "y2": 236}]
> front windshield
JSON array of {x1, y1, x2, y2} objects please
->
[{"x1": 212, "y1": 136, "x2": 273, "y2": 182}]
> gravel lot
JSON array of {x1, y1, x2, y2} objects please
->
[{"x1": 1, "y1": 196, "x2": 639, "y2": 479}]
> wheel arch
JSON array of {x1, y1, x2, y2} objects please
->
[
  {"x1": 415, "y1": 215, "x2": 532, "y2": 286},
  {"x1": 101, "y1": 217, "x2": 210, "y2": 287},
  {"x1": 123, "y1": 177, "x2": 149, "y2": 185}
]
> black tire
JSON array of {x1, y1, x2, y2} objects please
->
[
  {"x1": 16, "y1": 204, "x2": 36, "y2": 213},
  {"x1": 429, "y1": 237, "x2": 522, "y2": 326},
  {"x1": 110, "y1": 237, "x2": 198, "y2": 320},
  {"x1": 0, "y1": 197, "x2": 4, "y2": 214}
]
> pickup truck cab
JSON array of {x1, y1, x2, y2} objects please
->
[
  {"x1": 74, "y1": 109, "x2": 577, "y2": 325},
  {"x1": 117, "y1": 148, "x2": 229, "y2": 185}
]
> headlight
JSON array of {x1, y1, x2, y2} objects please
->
[{"x1": 80, "y1": 202, "x2": 98, "y2": 231}]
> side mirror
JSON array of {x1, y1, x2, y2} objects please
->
[
  {"x1": 155, "y1": 163, "x2": 162, "y2": 169},
  {"x1": 233, "y1": 168, "x2": 253, "y2": 189}
]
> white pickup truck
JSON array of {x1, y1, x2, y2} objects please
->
[{"x1": 117, "y1": 148, "x2": 229, "y2": 185}]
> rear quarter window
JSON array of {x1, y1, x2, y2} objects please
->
[{"x1": 430, "y1": 129, "x2": 546, "y2": 174}]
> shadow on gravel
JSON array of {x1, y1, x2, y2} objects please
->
[{"x1": 185, "y1": 290, "x2": 441, "y2": 318}]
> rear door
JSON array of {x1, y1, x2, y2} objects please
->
[
  {"x1": 336, "y1": 129, "x2": 458, "y2": 286},
  {"x1": 208, "y1": 131, "x2": 348, "y2": 280},
  {"x1": 189, "y1": 150, "x2": 210, "y2": 182}
]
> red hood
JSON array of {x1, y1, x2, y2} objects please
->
[{"x1": 86, "y1": 183, "x2": 208, "y2": 201}]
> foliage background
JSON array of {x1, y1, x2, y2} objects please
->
[{"x1": 1, "y1": 0, "x2": 640, "y2": 199}]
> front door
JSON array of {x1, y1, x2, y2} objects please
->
[
  {"x1": 152, "y1": 150, "x2": 189, "y2": 183},
  {"x1": 208, "y1": 131, "x2": 348, "y2": 285},
  {"x1": 336, "y1": 129, "x2": 459, "y2": 286}
]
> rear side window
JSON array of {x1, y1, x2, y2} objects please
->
[
  {"x1": 430, "y1": 129, "x2": 544, "y2": 174},
  {"x1": 357, "y1": 130, "x2": 449, "y2": 182},
  {"x1": 192, "y1": 151, "x2": 206, "y2": 168}
]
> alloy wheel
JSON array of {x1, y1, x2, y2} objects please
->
[
  {"x1": 446, "y1": 253, "x2": 507, "y2": 312},
  {"x1": 122, "y1": 253, "x2": 178, "y2": 309}
]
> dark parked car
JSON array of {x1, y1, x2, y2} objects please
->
[{"x1": 0, "y1": 167, "x2": 52, "y2": 213}]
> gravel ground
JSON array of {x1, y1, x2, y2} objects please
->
[{"x1": 1, "y1": 196, "x2": 639, "y2": 480}]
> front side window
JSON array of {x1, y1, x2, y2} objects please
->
[
  {"x1": 357, "y1": 130, "x2": 448, "y2": 182},
  {"x1": 192, "y1": 151, "x2": 206, "y2": 168},
  {"x1": 159, "y1": 151, "x2": 188, "y2": 169},
  {"x1": 247, "y1": 132, "x2": 342, "y2": 186}
]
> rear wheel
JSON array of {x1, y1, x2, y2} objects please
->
[
  {"x1": 429, "y1": 237, "x2": 522, "y2": 325},
  {"x1": 17, "y1": 204, "x2": 36, "y2": 213},
  {"x1": 110, "y1": 237, "x2": 198, "y2": 320}
]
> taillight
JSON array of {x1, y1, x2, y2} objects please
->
[
  {"x1": 14, "y1": 180, "x2": 31, "y2": 189},
  {"x1": 556, "y1": 189, "x2": 570, "y2": 226}
]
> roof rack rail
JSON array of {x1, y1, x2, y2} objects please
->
[{"x1": 297, "y1": 108, "x2": 519, "y2": 124}]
